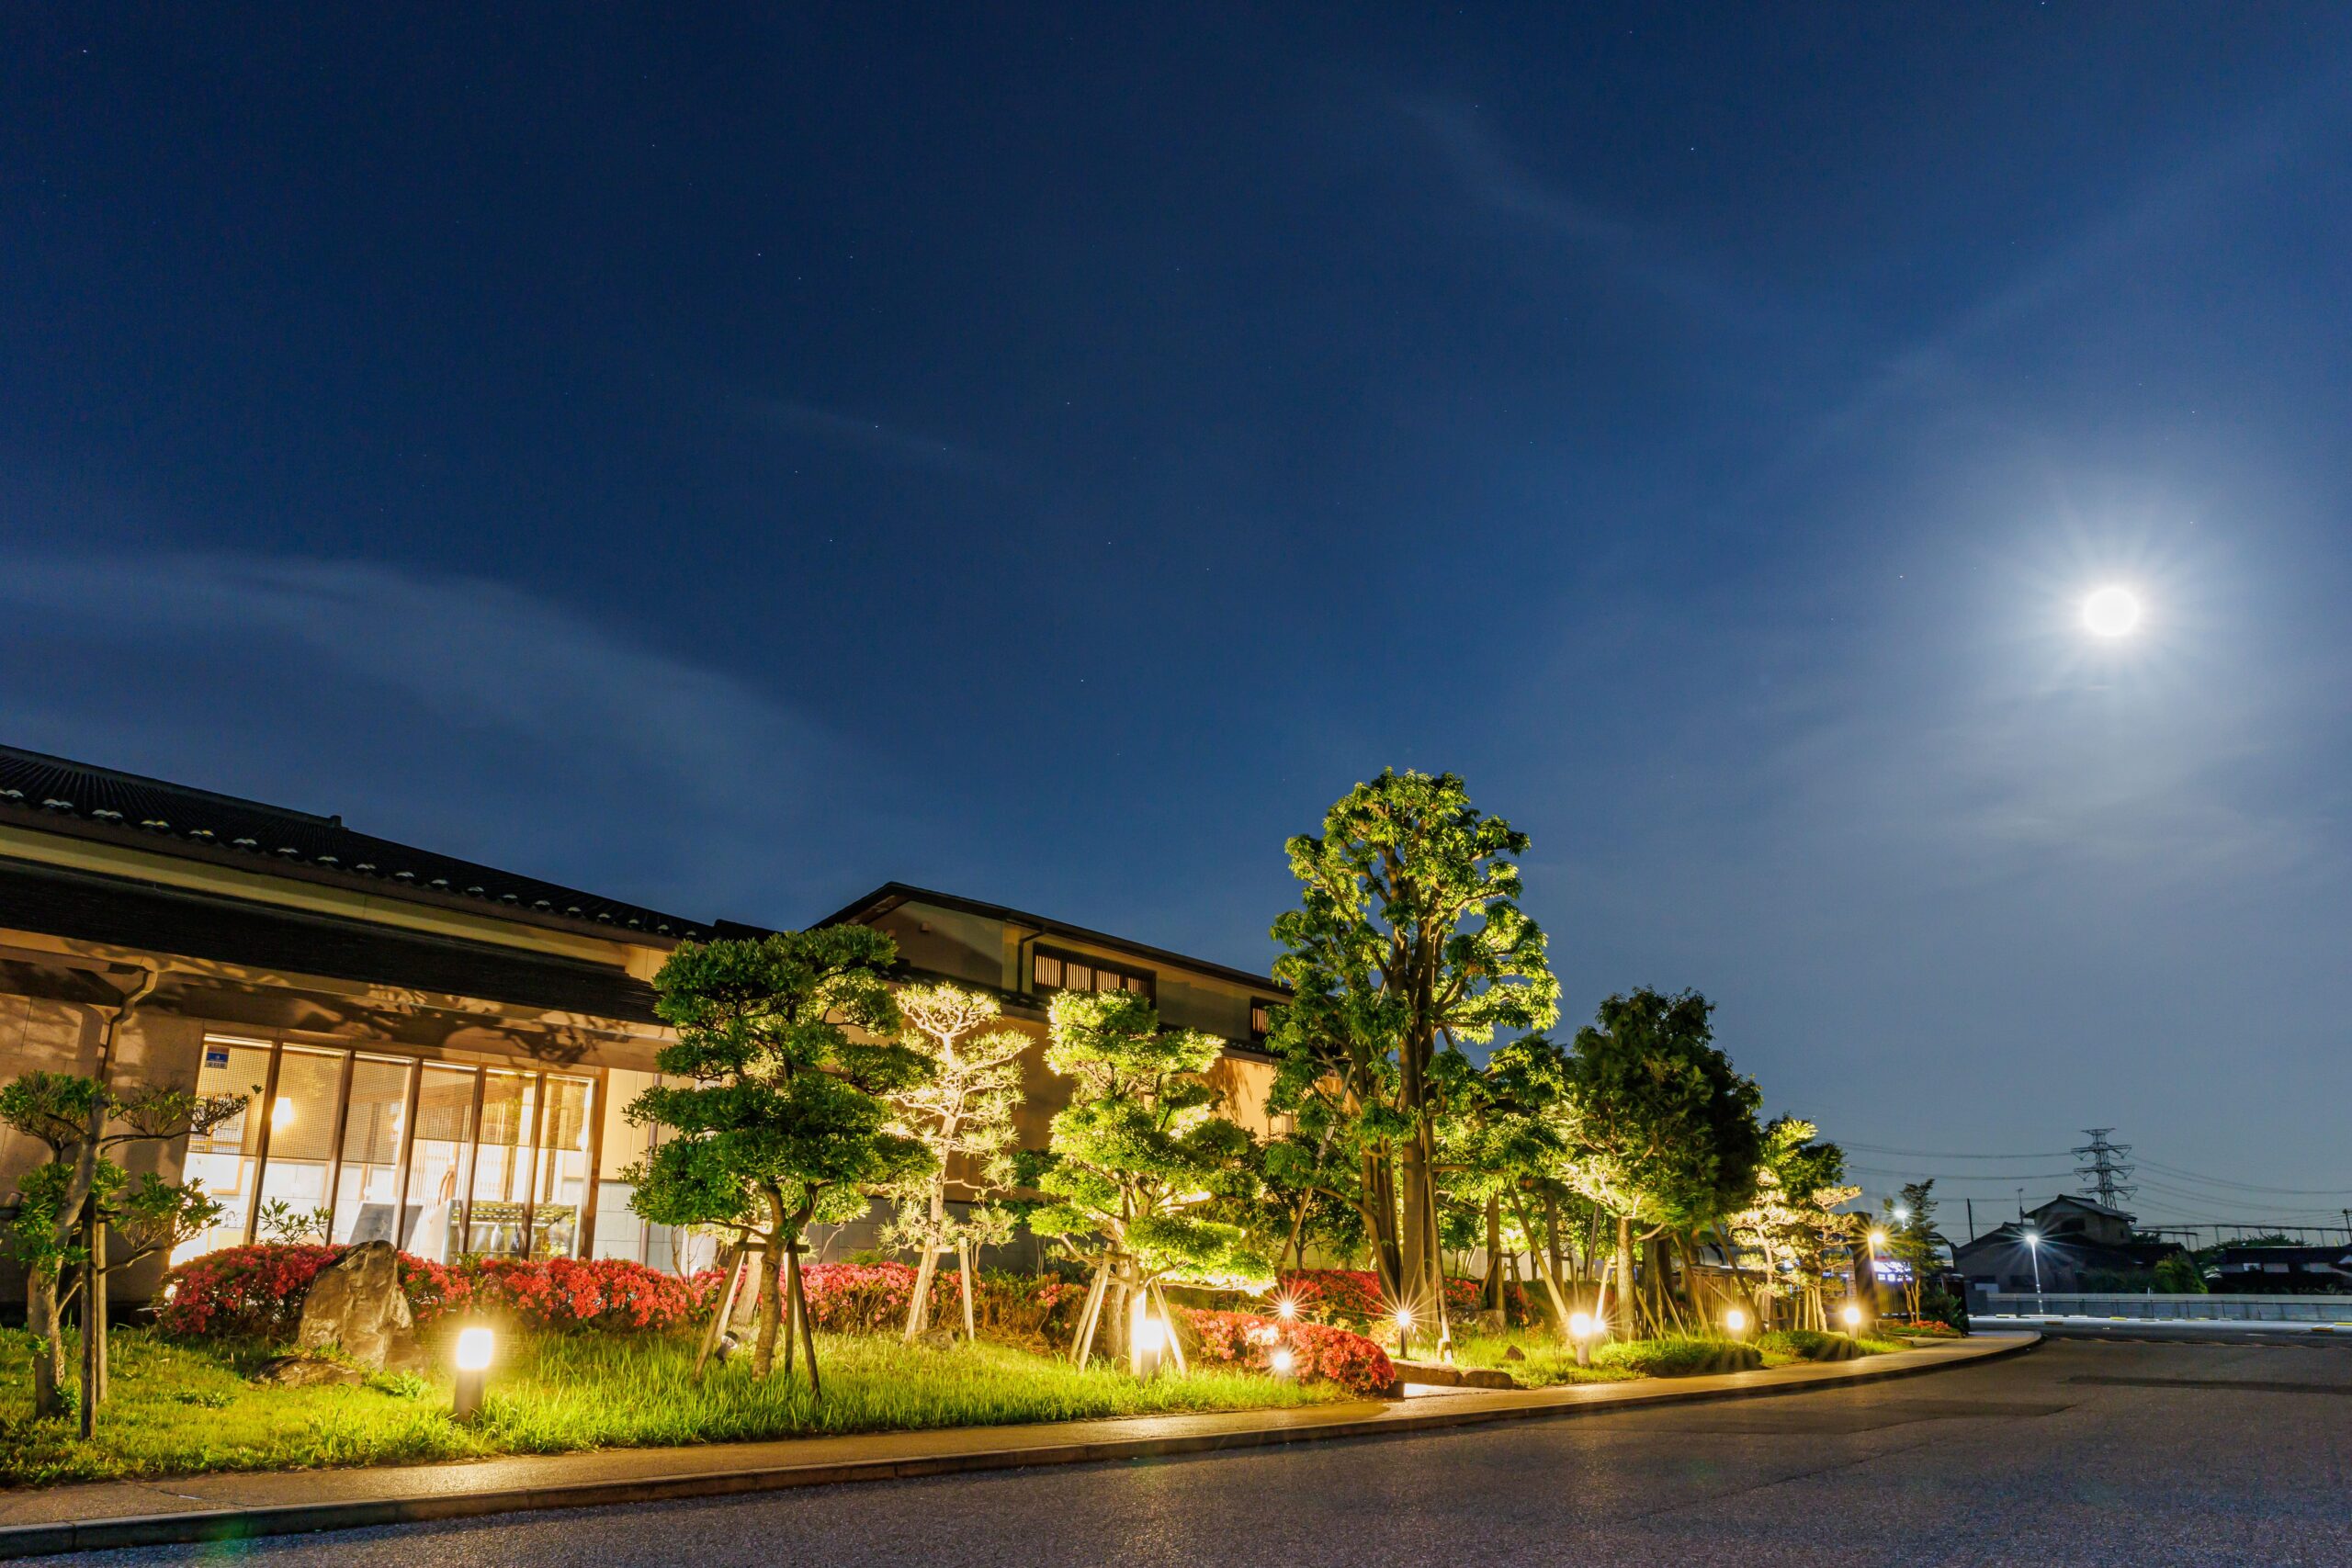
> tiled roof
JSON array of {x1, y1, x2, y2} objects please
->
[{"x1": 0, "y1": 744, "x2": 704, "y2": 941}]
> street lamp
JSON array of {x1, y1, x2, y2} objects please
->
[{"x1": 2024, "y1": 1228, "x2": 2045, "y2": 1314}]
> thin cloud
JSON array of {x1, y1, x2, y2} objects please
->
[
  {"x1": 750, "y1": 399, "x2": 1001, "y2": 479},
  {"x1": 0, "y1": 551, "x2": 854, "y2": 919},
  {"x1": 1403, "y1": 97, "x2": 1774, "y2": 332}
]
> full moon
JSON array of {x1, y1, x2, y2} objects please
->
[{"x1": 2082, "y1": 585, "x2": 2142, "y2": 638}]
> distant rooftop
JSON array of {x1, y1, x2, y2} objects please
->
[{"x1": 0, "y1": 744, "x2": 703, "y2": 940}]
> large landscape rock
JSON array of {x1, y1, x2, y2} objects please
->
[{"x1": 296, "y1": 1239, "x2": 425, "y2": 1371}]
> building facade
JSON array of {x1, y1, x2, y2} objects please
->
[{"x1": 0, "y1": 747, "x2": 1288, "y2": 1308}]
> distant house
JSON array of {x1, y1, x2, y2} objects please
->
[
  {"x1": 2211, "y1": 1244, "x2": 2352, "y2": 1294},
  {"x1": 1951, "y1": 1195, "x2": 2184, "y2": 1304}
]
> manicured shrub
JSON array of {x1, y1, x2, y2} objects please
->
[
  {"x1": 1757, "y1": 1328, "x2": 1861, "y2": 1362},
  {"x1": 1180, "y1": 1307, "x2": 1396, "y2": 1396},
  {"x1": 1591, "y1": 1335, "x2": 1761, "y2": 1378}
]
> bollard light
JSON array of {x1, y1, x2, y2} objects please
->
[
  {"x1": 1392, "y1": 1304, "x2": 1415, "y2": 1359},
  {"x1": 1274, "y1": 1295, "x2": 1298, "y2": 1322},
  {"x1": 1841, "y1": 1303, "x2": 1863, "y2": 1330},
  {"x1": 1134, "y1": 1314, "x2": 1168, "y2": 1380},
  {"x1": 1270, "y1": 1347, "x2": 1296, "y2": 1378},
  {"x1": 1568, "y1": 1311, "x2": 1595, "y2": 1368},
  {"x1": 1724, "y1": 1308, "x2": 1747, "y2": 1336},
  {"x1": 452, "y1": 1323, "x2": 494, "y2": 1421}
]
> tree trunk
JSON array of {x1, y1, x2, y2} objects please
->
[
  {"x1": 752, "y1": 1192, "x2": 787, "y2": 1377},
  {"x1": 1511, "y1": 1195, "x2": 1576, "y2": 1342},
  {"x1": 27, "y1": 1269, "x2": 66, "y2": 1419},
  {"x1": 1482, "y1": 1196, "x2": 1504, "y2": 1314},
  {"x1": 903, "y1": 1185, "x2": 945, "y2": 1341},
  {"x1": 1613, "y1": 1216, "x2": 1638, "y2": 1339}
]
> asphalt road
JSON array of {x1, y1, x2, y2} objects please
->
[{"x1": 57, "y1": 1338, "x2": 2352, "y2": 1568}]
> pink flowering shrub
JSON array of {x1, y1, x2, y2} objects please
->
[
  {"x1": 1180, "y1": 1307, "x2": 1395, "y2": 1396},
  {"x1": 156, "y1": 1244, "x2": 706, "y2": 1340}
]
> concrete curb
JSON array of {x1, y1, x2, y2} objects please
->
[{"x1": 0, "y1": 1334, "x2": 2038, "y2": 1559}]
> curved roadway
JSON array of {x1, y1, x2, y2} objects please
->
[{"x1": 59, "y1": 1337, "x2": 2352, "y2": 1567}]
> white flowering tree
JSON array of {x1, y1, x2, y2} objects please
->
[{"x1": 882, "y1": 983, "x2": 1027, "y2": 1341}]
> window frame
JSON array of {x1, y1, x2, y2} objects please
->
[{"x1": 1031, "y1": 944, "x2": 1156, "y2": 1001}]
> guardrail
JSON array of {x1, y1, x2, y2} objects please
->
[{"x1": 1981, "y1": 1292, "x2": 2352, "y2": 1323}]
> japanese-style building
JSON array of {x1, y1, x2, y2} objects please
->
[{"x1": 0, "y1": 745, "x2": 1286, "y2": 1309}]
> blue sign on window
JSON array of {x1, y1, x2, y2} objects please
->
[{"x1": 204, "y1": 1049, "x2": 231, "y2": 1069}]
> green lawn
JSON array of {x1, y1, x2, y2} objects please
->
[
  {"x1": 0, "y1": 1327, "x2": 1349, "y2": 1488},
  {"x1": 1449, "y1": 1325, "x2": 1910, "y2": 1385}
]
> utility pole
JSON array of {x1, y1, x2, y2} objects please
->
[
  {"x1": 1966, "y1": 1198, "x2": 1976, "y2": 1242},
  {"x1": 2073, "y1": 1128, "x2": 2138, "y2": 1209}
]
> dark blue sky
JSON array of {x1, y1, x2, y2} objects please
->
[{"x1": 7, "y1": 8, "x2": 2351, "y2": 1225}]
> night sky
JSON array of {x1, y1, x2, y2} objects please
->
[{"x1": 7, "y1": 9, "x2": 2350, "y2": 1227}]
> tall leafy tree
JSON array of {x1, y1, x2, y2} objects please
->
[
  {"x1": 1560, "y1": 988, "x2": 1762, "y2": 1337},
  {"x1": 1268, "y1": 770, "x2": 1557, "y2": 1348},
  {"x1": 1730, "y1": 1118, "x2": 1859, "y2": 1330},
  {"x1": 2, "y1": 1073, "x2": 239, "y2": 1420},
  {"x1": 1028, "y1": 989, "x2": 1268, "y2": 1370},
  {"x1": 626, "y1": 928, "x2": 932, "y2": 1391},
  {"x1": 1881, "y1": 1179, "x2": 1940, "y2": 1321},
  {"x1": 881, "y1": 983, "x2": 1026, "y2": 1342}
]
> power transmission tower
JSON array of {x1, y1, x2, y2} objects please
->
[{"x1": 2073, "y1": 1128, "x2": 2138, "y2": 1208}]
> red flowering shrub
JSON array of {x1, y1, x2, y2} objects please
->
[
  {"x1": 1272, "y1": 1269, "x2": 1535, "y2": 1329},
  {"x1": 1180, "y1": 1307, "x2": 1395, "y2": 1397},
  {"x1": 158, "y1": 1245, "x2": 703, "y2": 1340},
  {"x1": 155, "y1": 1245, "x2": 347, "y2": 1339}
]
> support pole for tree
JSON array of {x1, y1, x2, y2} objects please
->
[
  {"x1": 1148, "y1": 1280, "x2": 1188, "y2": 1377},
  {"x1": 788, "y1": 1241, "x2": 820, "y2": 1395},
  {"x1": 77, "y1": 1202, "x2": 98, "y2": 1440},
  {"x1": 695, "y1": 1247, "x2": 752, "y2": 1376},
  {"x1": 957, "y1": 1236, "x2": 978, "y2": 1342},
  {"x1": 1070, "y1": 1260, "x2": 1112, "y2": 1368}
]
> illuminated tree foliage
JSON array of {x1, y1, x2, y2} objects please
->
[
  {"x1": 2, "y1": 1072, "x2": 240, "y2": 1420},
  {"x1": 1881, "y1": 1179, "x2": 1940, "y2": 1320},
  {"x1": 1267, "y1": 769, "x2": 1557, "y2": 1351},
  {"x1": 880, "y1": 983, "x2": 1026, "y2": 1342},
  {"x1": 626, "y1": 928, "x2": 932, "y2": 1392},
  {"x1": 1028, "y1": 989, "x2": 1269, "y2": 1370},
  {"x1": 1728, "y1": 1116, "x2": 1858, "y2": 1331},
  {"x1": 1560, "y1": 988, "x2": 1762, "y2": 1338}
]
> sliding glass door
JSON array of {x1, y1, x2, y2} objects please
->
[{"x1": 175, "y1": 1034, "x2": 599, "y2": 1264}]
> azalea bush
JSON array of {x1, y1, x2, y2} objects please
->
[
  {"x1": 779, "y1": 1261, "x2": 1081, "y2": 1348},
  {"x1": 1269, "y1": 1269, "x2": 1534, "y2": 1329},
  {"x1": 1180, "y1": 1306, "x2": 1395, "y2": 1396},
  {"x1": 156, "y1": 1245, "x2": 713, "y2": 1341}
]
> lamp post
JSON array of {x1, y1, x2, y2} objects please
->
[
  {"x1": 1568, "y1": 1311, "x2": 1595, "y2": 1368},
  {"x1": 1393, "y1": 1304, "x2": 1415, "y2": 1360},
  {"x1": 2024, "y1": 1229, "x2": 2044, "y2": 1314}
]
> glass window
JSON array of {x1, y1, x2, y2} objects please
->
[
  {"x1": 1034, "y1": 953, "x2": 1063, "y2": 989},
  {"x1": 405, "y1": 1064, "x2": 479, "y2": 1262},
  {"x1": 531, "y1": 1076, "x2": 594, "y2": 1257},
  {"x1": 176, "y1": 1038, "x2": 272, "y2": 1260},
  {"x1": 332, "y1": 1055, "x2": 414, "y2": 1245},
  {"x1": 252, "y1": 1046, "x2": 345, "y2": 1241},
  {"x1": 466, "y1": 1069, "x2": 540, "y2": 1255}
]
